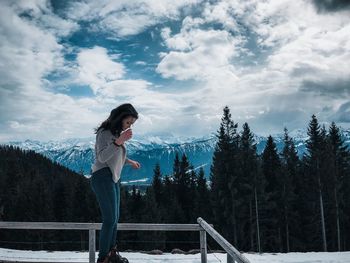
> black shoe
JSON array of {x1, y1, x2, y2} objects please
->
[
  {"x1": 96, "y1": 256, "x2": 108, "y2": 263},
  {"x1": 110, "y1": 247, "x2": 129, "y2": 263}
]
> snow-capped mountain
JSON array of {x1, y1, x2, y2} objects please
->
[
  {"x1": 4, "y1": 129, "x2": 350, "y2": 185},
  {"x1": 5, "y1": 133, "x2": 217, "y2": 185}
]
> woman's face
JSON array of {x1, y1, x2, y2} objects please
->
[{"x1": 122, "y1": 116, "x2": 137, "y2": 131}]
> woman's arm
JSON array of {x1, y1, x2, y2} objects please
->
[
  {"x1": 125, "y1": 158, "x2": 133, "y2": 164},
  {"x1": 125, "y1": 158, "x2": 141, "y2": 169}
]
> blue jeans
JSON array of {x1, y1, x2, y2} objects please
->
[{"x1": 91, "y1": 167, "x2": 121, "y2": 260}]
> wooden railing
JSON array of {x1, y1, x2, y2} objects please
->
[
  {"x1": 0, "y1": 218, "x2": 250, "y2": 263},
  {"x1": 197, "y1": 217, "x2": 250, "y2": 263}
]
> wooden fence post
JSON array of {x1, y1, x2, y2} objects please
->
[
  {"x1": 89, "y1": 229, "x2": 96, "y2": 263},
  {"x1": 200, "y1": 230, "x2": 207, "y2": 263}
]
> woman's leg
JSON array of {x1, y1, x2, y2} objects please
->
[
  {"x1": 91, "y1": 168, "x2": 118, "y2": 260},
  {"x1": 110, "y1": 181, "x2": 121, "y2": 250}
]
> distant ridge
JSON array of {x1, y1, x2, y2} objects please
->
[{"x1": 5, "y1": 129, "x2": 350, "y2": 185}]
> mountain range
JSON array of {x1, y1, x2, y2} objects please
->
[{"x1": 4, "y1": 129, "x2": 350, "y2": 186}]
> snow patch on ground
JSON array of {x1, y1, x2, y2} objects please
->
[{"x1": 1, "y1": 248, "x2": 350, "y2": 263}]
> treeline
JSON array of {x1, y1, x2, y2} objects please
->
[
  {"x1": 0, "y1": 145, "x2": 100, "y2": 250},
  {"x1": 0, "y1": 106, "x2": 350, "y2": 253},
  {"x1": 208, "y1": 107, "x2": 350, "y2": 252},
  {"x1": 0, "y1": 144, "x2": 210, "y2": 252}
]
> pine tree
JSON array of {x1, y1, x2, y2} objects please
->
[
  {"x1": 173, "y1": 152, "x2": 181, "y2": 184},
  {"x1": 341, "y1": 147, "x2": 350, "y2": 250},
  {"x1": 129, "y1": 186, "x2": 143, "y2": 222},
  {"x1": 238, "y1": 122, "x2": 259, "y2": 251},
  {"x1": 128, "y1": 186, "x2": 144, "y2": 250},
  {"x1": 118, "y1": 185, "x2": 132, "y2": 251},
  {"x1": 171, "y1": 152, "x2": 186, "y2": 224},
  {"x1": 305, "y1": 115, "x2": 327, "y2": 251},
  {"x1": 254, "y1": 160, "x2": 266, "y2": 253},
  {"x1": 280, "y1": 128, "x2": 299, "y2": 252},
  {"x1": 140, "y1": 187, "x2": 165, "y2": 251},
  {"x1": 196, "y1": 167, "x2": 211, "y2": 221},
  {"x1": 326, "y1": 122, "x2": 350, "y2": 251},
  {"x1": 261, "y1": 135, "x2": 281, "y2": 252},
  {"x1": 178, "y1": 154, "x2": 192, "y2": 221},
  {"x1": 152, "y1": 162, "x2": 163, "y2": 206},
  {"x1": 162, "y1": 174, "x2": 186, "y2": 250},
  {"x1": 161, "y1": 175, "x2": 174, "y2": 222},
  {"x1": 188, "y1": 169, "x2": 198, "y2": 222},
  {"x1": 210, "y1": 106, "x2": 240, "y2": 245}
]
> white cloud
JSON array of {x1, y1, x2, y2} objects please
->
[
  {"x1": 73, "y1": 46, "x2": 194, "y2": 138},
  {"x1": 161, "y1": 27, "x2": 191, "y2": 51},
  {"x1": 67, "y1": 0, "x2": 202, "y2": 37},
  {"x1": 6, "y1": 0, "x2": 79, "y2": 37},
  {"x1": 98, "y1": 12, "x2": 159, "y2": 38},
  {"x1": 153, "y1": 0, "x2": 350, "y2": 135},
  {"x1": 0, "y1": 4, "x2": 63, "y2": 90},
  {"x1": 75, "y1": 46, "x2": 160, "y2": 100},
  {"x1": 157, "y1": 24, "x2": 242, "y2": 81},
  {"x1": 202, "y1": 0, "x2": 242, "y2": 32},
  {"x1": 0, "y1": 2, "x2": 102, "y2": 142},
  {"x1": 77, "y1": 47, "x2": 125, "y2": 93}
]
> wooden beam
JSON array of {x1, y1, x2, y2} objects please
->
[
  {"x1": 0, "y1": 222, "x2": 202, "y2": 231},
  {"x1": 197, "y1": 217, "x2": 250, "y2": 263}
]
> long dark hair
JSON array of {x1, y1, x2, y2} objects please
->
[{"x1": 94, "y1": 103, "x2": 138, "y2": 137}]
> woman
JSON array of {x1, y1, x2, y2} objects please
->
[{"x1": 91, "y1": 103, "x2": 141, "y2": 263}]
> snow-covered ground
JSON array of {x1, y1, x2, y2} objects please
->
[{"x1": 0, "y1": 248, "x2": 350, "y2": 263}]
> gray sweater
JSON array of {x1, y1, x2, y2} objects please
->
[{"x1": 91, "y1": 128, "x2": 127, "y2": 183}]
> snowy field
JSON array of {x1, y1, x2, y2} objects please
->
[{"x1": 0, "y1": 248, "x2": 350, "y2": 263}]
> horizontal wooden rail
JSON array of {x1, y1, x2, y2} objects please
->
[
  {"x1": 0, "y1": 222, "x2": 202, "y2": 231},
  {"x1": 0, "y1": 221, "x2": 210, "y2": 263}
]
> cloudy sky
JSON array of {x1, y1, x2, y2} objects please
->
[{"x1": 0, "y1": 0, "x2": 350, "y2": 142}]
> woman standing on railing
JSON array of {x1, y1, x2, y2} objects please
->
[{"x1": 91, "y1": 103, "x2": 141, "y2": 263}]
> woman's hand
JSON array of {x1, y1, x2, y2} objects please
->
[
  {"x1": 128, "y1": 159, "x2": 141, "y2": 169},
  {"x1": 115, "y1": 129, "x2": 132, "y2": 145}
]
